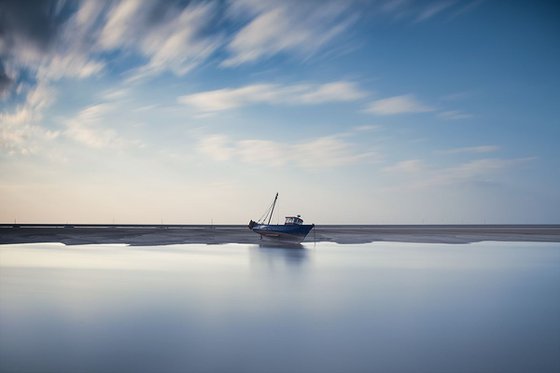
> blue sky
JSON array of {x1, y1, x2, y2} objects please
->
[{"x1": 1, "y1": 0, "x2": 559, "y2": 224}]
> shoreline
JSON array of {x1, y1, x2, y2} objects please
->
[{"x1": 1, "y1": 225, "x2": 559, "y2": 246}]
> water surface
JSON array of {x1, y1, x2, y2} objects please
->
[{"x1": 1, "y1": 241, "x2": 559, "y2": 372}]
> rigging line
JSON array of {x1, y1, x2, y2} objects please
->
[
  {"x1": 257, "y1": 194, "x2": 277, "y2": 223},
  {"x1": 267, "y1": 193, "x2": 279, "y2": 225},
  {"x1": 257, "y1": 201, "x2": 272, "y2": 223},
  {"x1": 257, "y1": 207, "x2": 268, "y2": 223}
]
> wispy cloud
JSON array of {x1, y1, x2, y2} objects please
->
[
  {"x1": 197, "y1": 134, "x2": 379, "y2": 168},
  {"x1": 379, "y1": 0, "x2": 480, "y2": 22},
  {"x1": 0, "y1": 0, "x2": 482, "y2": 98},
  {"x1": 221, "y1": 0, "x2": 480, "y2": 68},
  {"x1": 0, "y1": 108, "x2": 59, "y2": 156},
  {"x1": 0, "y1": 1, "x2": 221, "y2": 97},
  {"x1": 352, "y1": 125, "x2": 380, "y2": 132},
  {"x1": 438, "y1": 110, "x2": 472, "y2": 120},
  {"x1": 384, "y1": 156, "x2": 536, "y2": 188},
  {"x1": 445, "y1": 0, "x2": 485, "y2": 21},
  {"x1": 383, "y1": 159, "x2": 425, "y2": 173},
  {"x1": 437, "y1": 145, "x2": 499, "y2": 154},
  {"x1": 365, "y1": 94, "x2": 434, "y2": 115},
  {"x1": 416, "y1": 1, "x2": 456, "y2": 22},
  {"x1": 0, "y1": 83, "x2": 58, "y2": 155},
  {"x1": 430, "y1": 157, "x2": 536, "y2": 187},
  {"x1": 293, "y1": 136, "x2": 378, "y2": 168},
  {"x1": 64, "y1": 104, "x2": 121, "y2": 149},
  {"x1": 365, "y1": 94, "x2": 471, "y2": 119},
  {"x1": 0, "y1": 2, "x2": 106, "y2": 85},
  {"x1": 179, "y1": 81, "x2": 366, "y2": 113},
  {"x1": 197, "y1": 135, "x2": 234, "y2": 162},
  {"x1": 36, "y1": 51, "x2": 105, "y2": 81},
  {"x1": 236, "y1": 139, "x2": 287, "y2": 167},
  {"x1": 298, "y1": 81, "x2": 366, "y2": 103},
  {"x1": 99, "y1": 1, "x2": 221, "y2": 80},
  {"x1": 63, "y1": 103, "x2": 140, "y2": 150},
  {"x1": 222, "y1": 1, "x2": 357, "y2": 67}
]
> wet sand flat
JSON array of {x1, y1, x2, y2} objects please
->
[{"x1": 1, "y1": 224, "x2": 559, "y2": 245}]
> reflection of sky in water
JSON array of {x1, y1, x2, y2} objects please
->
[{"x1": 1, "y1": 242, "x2": 559, "y2": 373}]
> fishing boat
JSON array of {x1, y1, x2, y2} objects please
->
[{"x1": 248, "y1": 193, "x2": 315, "y2": 243}]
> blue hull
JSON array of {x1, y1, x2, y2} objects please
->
[{"x1": 249, "y1": 221, "x2": 314, "y2": 242}]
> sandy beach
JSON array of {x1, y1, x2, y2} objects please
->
[{"x1": 1, "y1": 224, "x2": 559, "y2": 245}]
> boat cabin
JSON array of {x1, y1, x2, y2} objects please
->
[{"x1": 285, "y1": 215, "x2": 304, "y2": 225}]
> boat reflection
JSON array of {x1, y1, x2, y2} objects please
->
[
  {"x1": 258, "y1": 241, "x2": 304, "y2": 249},
  {"x1": 249, "y1": 242, "x2": 309, "y2": 271}
]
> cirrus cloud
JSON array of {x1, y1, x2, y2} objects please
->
[
  {"x1": 383, "y1": 156, "x2": 536, "y2": 189},
  {"x1": 0, "y1": 83, "x2": 58, "y2": 155},
  {"x1": 179, "y1": 81, "x2": 366, "y2": 113},
  {"x1": 437, "y1": 145, "x2": 499, "y2": 155},
  {"x1": 197, "y1": 133, "x2": 379, "y2": 168},
  {"x1": 365, "y1": 94, "x2": 434, "y2": 115},
  {"x1": 222, "y1": 0, "x2": 357, "y2": 67}
]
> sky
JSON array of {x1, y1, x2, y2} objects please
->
[{"x1": 0, "y1": 0, "x2": 559, "y2": 224}]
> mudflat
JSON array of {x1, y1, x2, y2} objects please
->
[{"x1": 1, "y1": 224, "x2": 559, "y2": 245}]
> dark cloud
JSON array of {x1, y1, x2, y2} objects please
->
[
  {"x1": 0, "y1": 61, "x2": 13, "y2": 97},
  {"x1": 0, "y1": 0, "x2": 68, "y2": 56}
]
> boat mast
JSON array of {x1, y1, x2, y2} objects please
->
[{"x1": 267, "y1": 193, "x2": 279, "y2": 225}]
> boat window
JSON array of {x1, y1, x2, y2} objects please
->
[{"x1": 285, "y1": 216, "x2": 304, "y2": 225}]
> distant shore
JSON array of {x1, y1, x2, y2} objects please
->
[{"x1": 1, "y1": 224, "x2": 559, "y2": 245}]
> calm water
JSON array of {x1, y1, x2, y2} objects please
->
[{"x1": 1, "y1": 241, "x2": 559, "y2": 373}]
